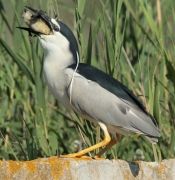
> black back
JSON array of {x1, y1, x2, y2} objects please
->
[{"x1": 57, "y1": 21, "x2": 79, "y2": 64}]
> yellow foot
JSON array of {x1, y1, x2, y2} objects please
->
[
  {"x1": 59, "y1": 154, "x2": 106, "y2": 160},
  {"x1": 92, "y1": 156, "x2": 106, "y2": 160},
  {"x1": 59, "y1": 154, "x2": 92, "y2": 160}
]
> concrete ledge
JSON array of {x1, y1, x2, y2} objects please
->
[{"x1": 0, "y1": 157, "x2": 174, "y2": 180}]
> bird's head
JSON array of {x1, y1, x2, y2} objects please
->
[{"x1": 18, "y1": 6, "x2": 79, "y2": 62}]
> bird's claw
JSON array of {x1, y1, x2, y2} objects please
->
[
  {"x1": 92, "y1": 156, "x2": 106, "y2": 160},
  {"x1": 59, "y1": 154, "x2": 106, "y2": 160},
  {"x1": 60, "y1": 154, "x2": 92, "y2": 159}
]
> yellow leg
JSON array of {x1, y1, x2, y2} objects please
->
[
  {"x1": 95, "y1": 134, "x2": 120, "y2": 157},
  {"x1": 60, "y1": 127, "x2": 111, "y2": 158}
]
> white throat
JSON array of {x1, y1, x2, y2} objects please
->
[{"x1": 39, "y1": 32, "x2": 74, "y2": 67}]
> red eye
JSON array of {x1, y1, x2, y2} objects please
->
[{"x1": 53, "y1": 25, "x2": 59, "y2": 31}]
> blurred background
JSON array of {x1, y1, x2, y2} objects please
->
[{"x1": 0, "y1": 0, "x2": 175, "y2": 161}]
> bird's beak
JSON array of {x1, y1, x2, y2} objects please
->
[
  {"x1": 17, "y1": 6, "x2": 53, "y2": 36},
  {"x1": 16, "y1": 27, "x2": 40, "y2": 36}
]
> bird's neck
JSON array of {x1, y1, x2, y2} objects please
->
[
  {"x1": 39, "y1": 38, "x2": 78, "y2": 68},
  {"x1": 44, "y1": 48, "x2": 76, "y2": 69}
]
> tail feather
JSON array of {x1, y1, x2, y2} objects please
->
[{"x1": 145, "y1": 135, "x2": 159, "y2": 143}]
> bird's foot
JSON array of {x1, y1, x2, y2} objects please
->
[
  {"x1": 59, "y1": 154, "x2": 105, "y2": 160},
  {"x1": 92, "y1": 156, "x2": 106, "y2": 160},
  {"x1": 60, "y1": 154, "x2": 92, "y2": 160}
]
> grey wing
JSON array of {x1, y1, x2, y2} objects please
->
[{"x1": 66, "y1": 66, "x2": 160, "y2": 142}]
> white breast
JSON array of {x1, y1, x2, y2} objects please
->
[
  {"x1": 43, "y1": 54, "x2": 74, "y2": 110},
  {"x1": 39, "y1": 32, "x2": 76, "y2": 110}
]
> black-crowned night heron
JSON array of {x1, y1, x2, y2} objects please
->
[{"x1": 18, "y1": 7, "x2": 160, "y2": 158}]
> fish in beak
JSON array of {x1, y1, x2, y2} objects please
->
[{"x1": 17, "y1": 6, "x2": 53, "y2": 36}]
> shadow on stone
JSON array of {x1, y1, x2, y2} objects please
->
[{"x1": 127, "y1": 161, "x2": 140, "y2": 177}]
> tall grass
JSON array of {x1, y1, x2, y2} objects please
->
[{"x1": 0, "y1": 0, "x2": 174, "y2": 161}]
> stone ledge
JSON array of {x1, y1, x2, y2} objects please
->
[{"x1": 0, "y1": 157, "x2": 174, "y2": 180}]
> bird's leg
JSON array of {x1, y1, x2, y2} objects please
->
[
  {"x1": 94, "y1": 133, "x2": 120, "y2": 158},
  {"x1": 60, "y1": 122, "x2": 111, "y2": 158}
]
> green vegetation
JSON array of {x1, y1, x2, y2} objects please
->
[{"x1": 0, "y1": 0, "x2": 174, "y2": 162}]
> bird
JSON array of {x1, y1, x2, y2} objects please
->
[{"x1": 18, "y1": 6, "x2": 160, "y2": 158}]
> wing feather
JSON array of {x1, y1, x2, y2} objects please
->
[{"x1": 67, "y1": 63, "x2": 160, "y2": 142}]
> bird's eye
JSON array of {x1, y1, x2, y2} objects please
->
[{"x1": 53, "y1": 25, "x2": 60, "y2": 32}]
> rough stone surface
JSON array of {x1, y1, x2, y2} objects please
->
[{"x1": 0, "y1": 157, "x2": 174, "y2": 180}]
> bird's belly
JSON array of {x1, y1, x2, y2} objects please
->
[{"x1": 72, "y1": 105, "x2": 131, "y2": 137}]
